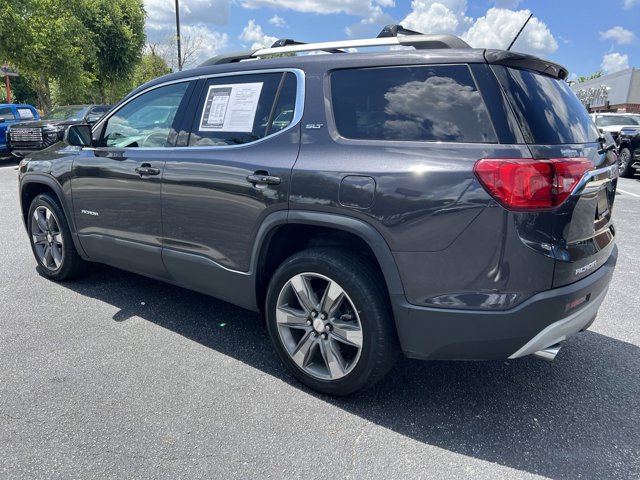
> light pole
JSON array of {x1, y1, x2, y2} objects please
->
[{"x1": 175, "y1": 0, "x2": 182, "y2": 71}]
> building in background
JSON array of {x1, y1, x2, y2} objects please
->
[{"x1": 571, "y1": 68, "x2": 640, "y2": 113}]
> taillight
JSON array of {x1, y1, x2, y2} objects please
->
[{"x1": 473, "y1": 158, "x2": 594, "y2": 211}]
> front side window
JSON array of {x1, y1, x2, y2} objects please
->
[
  {"x1": 101, "y1": 82, "x2": 189, "y2": 148},
  {"x1": 188, "y1": 72, "x2": 297, "y2": 147},
  {"x1": 331, "y1": 65, "x2": 497, "y2": 143}
]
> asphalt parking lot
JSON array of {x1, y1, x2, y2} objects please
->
[{"x1": 1, "y1": 159, "x2": 638, "y2": 479}]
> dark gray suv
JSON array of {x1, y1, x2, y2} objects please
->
[{"x1": 18, "y1": 28, "x2": 618, "y2": 395}]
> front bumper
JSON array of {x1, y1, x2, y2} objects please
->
[{"x1": 392, "y1": 245, "x2": 617, "y2": 360}]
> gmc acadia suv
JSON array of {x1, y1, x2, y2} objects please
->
[{"x1": 18, "y1": 28, "x2": 618, "y2": 395}]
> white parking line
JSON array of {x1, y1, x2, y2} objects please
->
[{"x1": 617, "y1": 188, "x2": 640, "y2": 198}]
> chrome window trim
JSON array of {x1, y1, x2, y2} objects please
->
[{"x1": 90, "y1": 68, "x2": 305, "y2": 151}]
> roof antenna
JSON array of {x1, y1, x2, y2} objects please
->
[{"x1": 507, "y1": 13, "x2": 533, "y2": 51}]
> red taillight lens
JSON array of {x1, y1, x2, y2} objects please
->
[{"x1": 473, "y1": 158, "x2": 594, "y2": 211}]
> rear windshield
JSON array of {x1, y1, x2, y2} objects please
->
[
  {"x1": 331, "y1": 65, "x2": 497, "y2": 143},
  {"x1": 595, "y1": 115, "x2": 640, "y2": 127},
  {"x1": 493, "y1": 66, "x2": 599, "y2": 144}
]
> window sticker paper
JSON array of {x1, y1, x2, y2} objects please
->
[{"x1": 199, "y1": 82, "x2": 263, "y2": 132}]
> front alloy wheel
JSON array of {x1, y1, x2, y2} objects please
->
[
  {"x1": 618, "y1": 147, "x2": 633, "y2": 178},
  {"x1": 30, "y1": 205, "x2": 64, "y2": 271},
  {"x1": 27, "y1": 193, "x2": 87, "y2": 280}
]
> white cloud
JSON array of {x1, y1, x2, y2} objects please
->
[
  {"x1": 494, "y1": 0, "x2": 522, "y2": 7},
  {"x1": 345, "y1": 5, "x2": 395, "y2": 37},
  {"x1": 268, "y1": 14, "x2": 288, "y2": 28},
  {"x1": 599, "y1": 26, "x2": 637, "y2": 44},
  {"x1": 462, "y1": 8, "x2": 558, "y2": 54},
  {"x1": 400, "y1": 0, "x2": 472, "y2": 35},
  {"x1": 623, "y1": 0, "x2": 638, "y2": 9},
  {"x1": 181, "y1": 25, "x2": 229, "y2": 65},
  {"x1": 240, "y1": 0, "x2": 392, "y2": 16},
  {"x1": 145, "y1": 0, "x2": 231, "y2": 28},
  {"x1": 239, "y1": 20, "x2": 278, "y2": 49},
  {"x1": 601, "y1": 52, "x2": 629, "y2": 73}
]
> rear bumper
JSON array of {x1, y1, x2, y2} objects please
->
[{"x1": 392, "y1": 245, "x2": 617, "y2": 360}]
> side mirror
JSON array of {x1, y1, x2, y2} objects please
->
[
  {"x1": 86, "y1": 113, "x2": 102, "y2": 124},
  {"x1": 0, "y1": 117, "x2": 6, "y2": 123},
  {"x1": 64, "y1": 124, "x2": 93, "y2": 147}
]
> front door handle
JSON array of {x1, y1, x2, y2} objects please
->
[
  {"x1": 135, "y1": 163, "x2": 161, "y2": 176},
  {"x1": 246, "y1": 173, "x2": 281, "y2": 186}
]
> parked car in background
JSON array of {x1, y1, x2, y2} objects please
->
[
  {"x1": 0, "y1": 104, "x2": 39, "y2": 158},
  {"x1": 590, "y1": 113, "x2": 640, "y2": 143},
  {"x1": 589, "y1": 113, "x2": 640, "y2": 177},
  {"x1": 618, "y1": 126, "x2": 640, "y2": 177},
  {"x1": 8, "y1": 104, "x2": 110, "y2": 158}
]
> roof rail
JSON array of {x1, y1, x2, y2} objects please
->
[
  {"x1": 270, "y1": 38, "x2": 345, "y2": 54},
  {"x1": 197, "y1": 31, "x2": 471, "y2": 67},
  {"x1": 377, "y1": 24, "x2": 423, "y2": 38}
]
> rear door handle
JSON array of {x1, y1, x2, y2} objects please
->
[
  {"x1": 135, "y1": 163, "x2": 161, "y2": 176},
  {"x1": 246, "y1": 173, "x2": 281, "y2": 186}
]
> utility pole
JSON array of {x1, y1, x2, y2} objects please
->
[{"x1": 175, "y1": 0, "x2": 182, "y2": 71}]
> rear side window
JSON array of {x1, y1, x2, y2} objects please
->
[
  {"x1": 17, "y1": 108, "x2": 35, "y2": 120},
  {"x1": 188, "y1": 72, "x2": 297, "y2": 147},
  {"x1": 331, "y1": 65, "x2": 497, "y2": 143},
  {"x1": 493, "y1": 66, "x2": 599, "y2": 144}
]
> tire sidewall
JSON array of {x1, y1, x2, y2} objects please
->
[
  {"x1": 265, "y1": 250, "x2": 391, "y2": 395},
  {"x1": 27, "y1": 194, "x2": 74, "y2": 280},
  {"x1": 619, "y1": 148, "x2": 632, "y2": 177}
]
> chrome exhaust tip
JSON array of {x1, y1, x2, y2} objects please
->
[{"x1": 532, "y1": 343, "x2": 562, "y2": 361}]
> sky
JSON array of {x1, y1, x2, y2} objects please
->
[{"x1": 143, "y1": 0, "x2": 640, "y2": 78}]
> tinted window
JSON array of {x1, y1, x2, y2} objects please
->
[
  {"x1": 188, "y1": 72, "x2": 296, "y2": 147},
  {"x1": 44, "y1": 106, "x2": 89, "y2": 121},
  {"x1": 331, "y1": 65, "x2": 496, "y2": 143},
  {"x1": 0, "y1": 107, "x2": 16, "y2": 120},
  {"x1": 493, "y1": 66, "x2": 599, "y2": 144},
  {"x1": 595, "y1": 115, "x2": 640, "y2": 127},
  {"x1": 101, "y1": 82, "x2": 189, "y2": 148}
]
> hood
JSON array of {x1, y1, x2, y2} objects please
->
[{"x1": 10, "y1": 119, "x2": 86, "y2": 129}]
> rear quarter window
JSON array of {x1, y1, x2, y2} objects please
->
[
  {"x1": 330, "y1": 65, "x2": 497, "y2": 143},
  {"x1": 492, "y1": 66, "x2": 599, "y2": 144}
]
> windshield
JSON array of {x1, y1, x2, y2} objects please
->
[
  {"x1": 43, "y1": 106, "x2": 89, "y2": 121},
  {"x1": 596, "y1": 115, "x2": 640, "y2": 127}
]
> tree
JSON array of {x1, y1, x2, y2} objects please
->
[
  {"x1": 132, "y1": 52, "x2": 172, "y2": 87},
  {"x1": 0, "y1": 0, "x2": 94, "y2": 110},
  {"x1": 150, "y1": 31, "x2": 208, "y2": 72},
  {"x1": 576, "y1": 70, "x2": 604, "y2": 84},
  {"x1": 79, "y1": 0, "x2": 146, "y2": 103}
]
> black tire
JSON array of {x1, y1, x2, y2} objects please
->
[
  {"x1": 27, "y1": 193, "x2": 87, "y2": 281},
  {"x1": 265, "y1": 247, "x2": 399, "y2": 395},
  {"x1": 618, "y1": 148, "x2": 633, "y2": 178}
]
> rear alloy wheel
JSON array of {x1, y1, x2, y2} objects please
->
[
  {"x1": 27, "y1": 193, "x2": 87, "y2": 280},
  {"x1": 266, "y1": 248, "x2": 399, "y2": 395},
  {"x1": 618, "y1": 147, "x2": 633, "y2": 178}
]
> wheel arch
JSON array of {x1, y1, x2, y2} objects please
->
[
  {"x1": 20, "y1": 174, "x2": 87, "y2": 258},
  {"x1": 253, "y1": 210, "x2": 405, "y2": 314}
]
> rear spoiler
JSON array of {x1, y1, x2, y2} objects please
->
[{"x1": 484, "y1": 49, "x2": 568, "y2": 80}]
